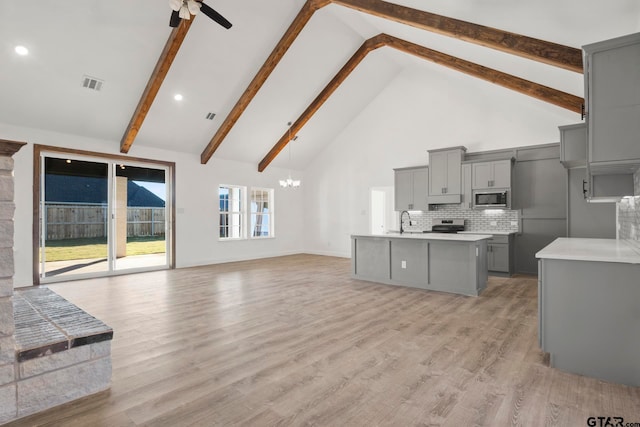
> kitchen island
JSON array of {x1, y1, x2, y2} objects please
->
[
  {"x1": 536, "y1": 238, "x2": 640, "y2": 387},
  {"x1": 351, "y1": 233, "x2": 491, "y2": 296}
]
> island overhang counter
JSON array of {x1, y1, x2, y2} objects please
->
[{"x1": 351, "y1": 233, "x2": 491, "y2": 296}]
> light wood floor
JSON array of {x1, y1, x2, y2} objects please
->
[{"x1": 9, "y1": 255, "x2": 640, "y2": 426}]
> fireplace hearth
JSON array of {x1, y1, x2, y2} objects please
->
[{"x1": 0, "y1": 139, "x2": 113, "y2": 424}]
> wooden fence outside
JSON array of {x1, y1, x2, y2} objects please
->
[{"x1": 45, "y1": 203, "x2": 165, "y2": 240}]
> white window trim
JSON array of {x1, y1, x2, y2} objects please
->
[
  {"x1": 219, "y1": 184, "x2": 246, "y2": 241},
  {"x1": 249, "y1": 187, "x2": 275, "y2": 239}
]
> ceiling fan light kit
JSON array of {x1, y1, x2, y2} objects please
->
[{"x1": 168, "y1": 0, "x2": 232, "y2": 29}]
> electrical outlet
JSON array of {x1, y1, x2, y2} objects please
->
[
  {"x1": 490, "y1": 221, "x2": 497, "y2": 226},
  {"x1": 401, "y1": 260, "x2": 407, "y2": 269}
]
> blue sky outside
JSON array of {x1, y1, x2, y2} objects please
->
[{"x1": 134, "y1": 181, "x2": 166, "y2": 202}]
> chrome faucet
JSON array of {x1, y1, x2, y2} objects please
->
[{"x1": 400, "y1": 210, "x2": 411, "y2": 234}]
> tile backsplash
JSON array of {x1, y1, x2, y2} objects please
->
[
  {"x1": 400, "y1": 204, "x2": 519, "y2": 233},
  {"x1": 617, "y1": 167, "x2": 640, "y2": 248}
]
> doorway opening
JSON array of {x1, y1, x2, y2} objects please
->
[{"x1": 370, "y1": 186, "x2": 396, "y2": 234}]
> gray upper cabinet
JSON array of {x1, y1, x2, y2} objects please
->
[
  {"x1": 559, "y1": 122, "x2": 634, "y2": 200},
  {"x1": 394, "y1": 166, "x2": 428, "y2": 211},
  {"x1": 460, "y1": 163, "x2": 473, "y2": 210},
  {"x1": 427, "y1": 147, "x2": 465, "y2": 204},
  {"x1": 584, "y1": 32, "x2": 640, "y2": 175},
  {"x1": 471, "y1": 159, "x2": 512, "y2": 190},
  {"x1": 559, "y1": 123, "x2": 587, "y2": 169},
  {"x1": 412, "y1": 168, "x2": 428, "y2": 210}
]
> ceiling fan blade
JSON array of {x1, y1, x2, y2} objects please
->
[
  {"x1": 169, "y1": 10, "x2": 181, "y2": 27},
  {"x1": 199, "y1": 2, "x2": 232, "y2": 29}
]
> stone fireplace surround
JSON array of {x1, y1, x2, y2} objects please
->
[{"x1": 0, "y1": 140, "x2": 113, "y2": 425}]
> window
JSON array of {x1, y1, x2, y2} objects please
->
[
  {"x1": 219, "y1": 185, "x2": 274, "y2": 240},
  {"x1": 219, "y1": 185, "x2": 244, "y2": 239},
  {"x1": 250, "y1": 188, "x2": 274, "y2": 238}
]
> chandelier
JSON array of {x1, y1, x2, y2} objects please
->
[{"x1": 279, "y1": 122, "x2": 301, "y2": 188}]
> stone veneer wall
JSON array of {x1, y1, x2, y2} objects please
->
[
  {"x1": 616, "y1": 168, "x2": 640, "y2": 246},
  {"x1": 0, "y1": 144, "x2": 21, "y2": 424},
  {"x1": 0, "y1": 141, "x2": 112, "y2": 424},
  {"x1": 400, "y1": 204, "x2": 520, "y2": 233}
]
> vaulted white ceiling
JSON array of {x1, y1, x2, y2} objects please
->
[{"x1": 1, "y1": 0, "x2": 638, "y2": 170}]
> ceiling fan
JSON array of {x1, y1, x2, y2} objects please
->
[{"x1": 169, "y1": 0, "x2": 232, "y2": 29}]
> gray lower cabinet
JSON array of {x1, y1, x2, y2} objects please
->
[
  {"x1": 352, "y1": 235, "x2": 488, "y2": 296},
  {"x1": 485, "y1": 234, "x2": 514, "y2": 276},
  {"x1": 488, "y1": 242, "x2": 509, "y2": 272},
  {"x1": 538, "y1": 258, "x2": 640, "y2": 387}
]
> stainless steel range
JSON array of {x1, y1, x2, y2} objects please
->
[{"x1": 430, "y1": 218, "x2": 465, "y2": 233}]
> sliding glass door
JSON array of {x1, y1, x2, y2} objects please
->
[
  {"x1": 113, "y1": 163, "x2": 167, "y2": 272},
  {"x1": 40, "y1": 157, "x2": 110, "y2": 278},
  {"x1": 38, "y1": 150, "x2": 172, "y2": 282}
]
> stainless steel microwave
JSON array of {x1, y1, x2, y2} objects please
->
[{"x1": 473, "y1": 190, "x2": 509, "y2": 209}]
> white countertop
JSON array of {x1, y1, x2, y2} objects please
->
[
  {"x1": 458, "y1": 230, "x2": 517, "y2": 235},
  {"x1": 536, "y1": 238, "x2": 640, "y2": 264},
  {"x1": 352, "y1": 233, "x2": 492, "y2": 242}
]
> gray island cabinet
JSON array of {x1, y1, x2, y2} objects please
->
[
  {"x1": 536, "y1": 238, "x2": 640, "y2": 387},
  {"x1": 351, "y1": 233, "x2": 491, "y2": 296}
]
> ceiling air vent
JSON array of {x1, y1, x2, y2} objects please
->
[
  {"x1": 82, "y1": 75, "x2": 104, "y2": 92},
  {"x1": 205, "y1": 112, "x2": 216, "y2": 120}
]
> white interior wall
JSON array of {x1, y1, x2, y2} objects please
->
[
  {"x1": 303, "y1": 63, "x2": 579, "y2": 257},
  {"x1": 1, "y1": 122, "x2": 305, "y2": 287}
]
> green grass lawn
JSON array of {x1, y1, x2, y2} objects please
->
[{"x1": 44, "y1": 236, "x2": 166, "y2": 262}]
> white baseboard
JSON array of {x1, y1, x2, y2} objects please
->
[
  {"x1": 176, "y1": 250, "x2": 303, "y2": 269},
  {"x1": 302, "y1": 249, "x2": 350, "y2": 259},
  {"x1": 177, "y1": 250, "x2": 351, "y2": 269}
]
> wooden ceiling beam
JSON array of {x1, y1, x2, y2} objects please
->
[
  {"x1": 120, "y1": 18, "x2": 195, "y2": 154},
  {"x1": 331, "y1": 0, "x2": 583, "y2": 73},
  {"x1": 258, "y1": 35, "x2": 387, "y2": 172},
  {"x1": 199, "y1": 0, "x2": 330, "y2": 164},
  {"x1": 384, "y1": 34, "x2": 584, "y2": 114},
  {"x1": 257, "y1": 33, "x2": 583, "y2": 172}
]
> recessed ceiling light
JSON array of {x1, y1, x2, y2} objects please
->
[
  {"x1": 174, "y1": 94, "x2": 183, "y2": 101},
  {"x1": 14, "y1": 45, "x2": 29, "y2": 56}
]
